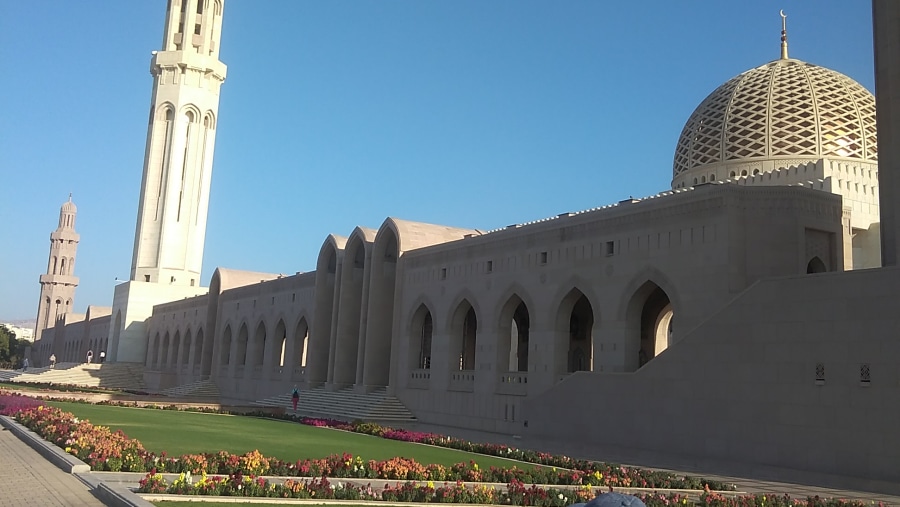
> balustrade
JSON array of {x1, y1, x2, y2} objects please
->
[{"x1": 449, "y1": 370, "x2": 475, "y2": 392}]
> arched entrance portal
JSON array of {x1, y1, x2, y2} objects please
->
[
  {"x1": 639, "y1": 286, "x2": 672, "y2": 368},
  {"x1": 449, "y1": 301, "x2": 477, "y2": 371},
  {"x1": 499, "y1": 296, "x2": 529, "y2": 373},
  {"x1": 568, "y1": 294, "x2": 593, "y2": 372},
  {"x1": 363, "y1": 228, "x2": 399, "y2": 387}
]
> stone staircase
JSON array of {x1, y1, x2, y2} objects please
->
[
  {"x1": 0, "y1": 362, "x2": 146, "y2": 391},
  {"x1": 159, "y1": 379, "x2": 221, "y2": 400},
  {"x1": 254, "y1": 386, "x2": 416, "y2": 423}
]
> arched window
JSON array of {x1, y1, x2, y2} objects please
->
[
  {"x1": 807, "y1": 257, "x2": 827, "y2": 274},
  {"x1": 420, "y1": 311, "x2": 433, "y2": 369}
]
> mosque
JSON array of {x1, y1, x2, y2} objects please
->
[{"x1": 29, "y1": 0, "x2": 900, "y2": 492}]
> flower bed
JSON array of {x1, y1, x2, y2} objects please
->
[
  {"x1": 3, "y1": 397, "x2": 881, "y2": 507},
  {"x1": 136, "y1": 472, "x2": 877, "y2": 507},
  {"x1": 0, "y1": 392, "x2": 45, "y2": 416},
  {"x1": 14, "y1": 405, "x2": 150, "y2": 472}
]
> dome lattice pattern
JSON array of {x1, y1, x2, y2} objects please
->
[{"x1": 673, "y1": 59, "x2": 877, "y2": 178}]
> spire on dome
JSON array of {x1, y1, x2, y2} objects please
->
[{"x1": 780, "y1": 10, "x2": 789, "y2": 60}]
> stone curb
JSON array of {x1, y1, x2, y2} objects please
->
[
  {"x1": 0, "y1": 414, "x2": 89, "y2": 473},
  {"x1": 0, "y1": 415, "x2": 155, "y2": 507}
]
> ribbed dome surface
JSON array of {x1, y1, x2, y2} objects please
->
[
  {"x1": 61, "y1": 199, "x2": 77, "y2": 213},
  {"x1": 673, "y1": 58, "x2": 877, "y2": 179}
]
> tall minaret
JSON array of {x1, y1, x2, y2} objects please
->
[
  {"x1": 34, "y1": 195, "x2": 80, "y2": 343},
  {"x1": 131, "y1": 0, "x2": 227, "y2": 287}
]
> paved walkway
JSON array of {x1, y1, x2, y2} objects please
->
[{"x1": 0, "y1": 426, "x2": 106, "y2": 507}]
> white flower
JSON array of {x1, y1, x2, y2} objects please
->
[{"x1": 558, "y1": 494, "x2": 564, "y2": 500}]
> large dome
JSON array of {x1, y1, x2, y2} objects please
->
[{"x1": 672, "y1": 58, "x2": 876, "y2": 186}]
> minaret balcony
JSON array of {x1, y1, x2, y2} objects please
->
[{"x1": 39, "y1": 274, "x2": 79, "y2": 285}]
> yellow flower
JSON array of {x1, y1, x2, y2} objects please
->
[{"x1": 427, "y1": 481, "x2": 434, "y2": 489}]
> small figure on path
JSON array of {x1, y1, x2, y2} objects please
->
[
  {"x1": 22, "y1": 357, "x2": 29, "y2": 372},
  {"x1": 86, "y1": 349, "x2": 93, "y2": 364},
  {"x1": 291, "y1": 386, "x2": 300, "y2": 412},
  {"x1": 100, "y1": 350, "x2": 106, "y2": 363},
  {"x1": 49, "y1": 354, "x2": 56, "y2": 368}
]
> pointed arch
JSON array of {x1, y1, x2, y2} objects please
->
[
  {"x1": 293, "y1": 316, "x2": 310, "y2": 370},
  {"x1": 308, "y1": 234, "x2": 346, "y2": 384},
  {"x1": 622, "y1": 277, "x2": 676, "y2": 372},
  {"x1": 193, "y1": 327, "x2": 204, "y2": 366},
  {"x1": 171, "y1": 330, "x2": 182, "y2": 367},
  {"x1": 236, "y1": 322, "x2": 249, "y2": 366},
  {"x1": 616, "y1": 266, "x2": 682, "y2": 321},
  {"x1": 497, "y1": 294, "x2": 530, "y2": 372},
  {"x1": 251, "y1": 321, "x2": 267, "y2": 368},
  {"x1": 220, "y1": 324, "x2": 233, "y2": 366},
  {"x1": 203, "y1": 110, "x2": 216, "y2": 129},
  {"x1": 807, "y1": 256, "x2": 827, "y2": 273},
  {"x1": 408, "y1": 303, "x2": 434, "y2": 371},
  {"x1": 554, "y1": 287, "x2": 596, "y2": 375},
  {"x1": 332, "y1": 227, "x2": 375, "y2": 385},
  {"x1": 150, "y1": 332, "x2": 161, "y2": 368},
  {"x1": 182, "y1": 328, "x2": 193, "y2": 366},
  {"x1": 161, "y1": 332, "x2": 171, "y2": 369},
  {"x1": 448, "y1": 298, "x2": 478, "y2": 371},
  {"x1": 271, "y1": 319, "x2": 288, "y2": 370},
  {"x1": 363, "y1": 222, "x2": 401, "y2": 387}
]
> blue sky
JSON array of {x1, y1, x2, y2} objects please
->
[{"x1": 0, "y1": 1, "x2": 875, "y2": 321}]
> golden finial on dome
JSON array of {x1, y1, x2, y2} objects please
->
[{"x1": 780, "y1": 10, "x2": 789, "y2": 59}]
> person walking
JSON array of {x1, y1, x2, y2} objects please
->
[
  {"x1": 21, "y1": 357, "x2": 29, "y2": 372},
  {"x1": 99, "y1": 350, "x2": 106, "y2": 363},
  {"x1": 291, "y1": 386, "x2": 300, "y2": 412},
  {"x1": 86, "y1": 350, "x2": 93, "y2": 365},
  {"x1": 49, "y1": 354, "x2": 56, "y2": 368}
]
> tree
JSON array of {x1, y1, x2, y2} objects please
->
[{"x1": 0, "y1": 325, "x2": 10, "y2": 362}]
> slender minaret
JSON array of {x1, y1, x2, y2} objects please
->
[
  {"x1": 131, "y1": 0, "x2": 227, "y2": 287},
  {"x1": 34, "y1": 195, "x2": 80, "y2": 343}
]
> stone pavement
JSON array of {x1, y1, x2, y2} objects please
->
[{"x1": 0, "y1": 425, "x2": 106, "y2": 507}]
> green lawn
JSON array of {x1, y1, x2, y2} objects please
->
[{"x1": 48, "y1": 401, "x2": 532, "y2": 470}]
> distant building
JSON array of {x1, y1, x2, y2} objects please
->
[{"x1": 0, "y1": 324, "x2": 34, "y2": 343}]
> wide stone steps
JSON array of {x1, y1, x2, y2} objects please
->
[
  {"x1": 254, "y1": 386, "x2": 416, "y2": 423},
  {"x1": 0, "y1": 362, "x2": 146, "y2": 391},
  {"x1": 159, "y1": 379, "x2": 221, "y2": 399}
]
